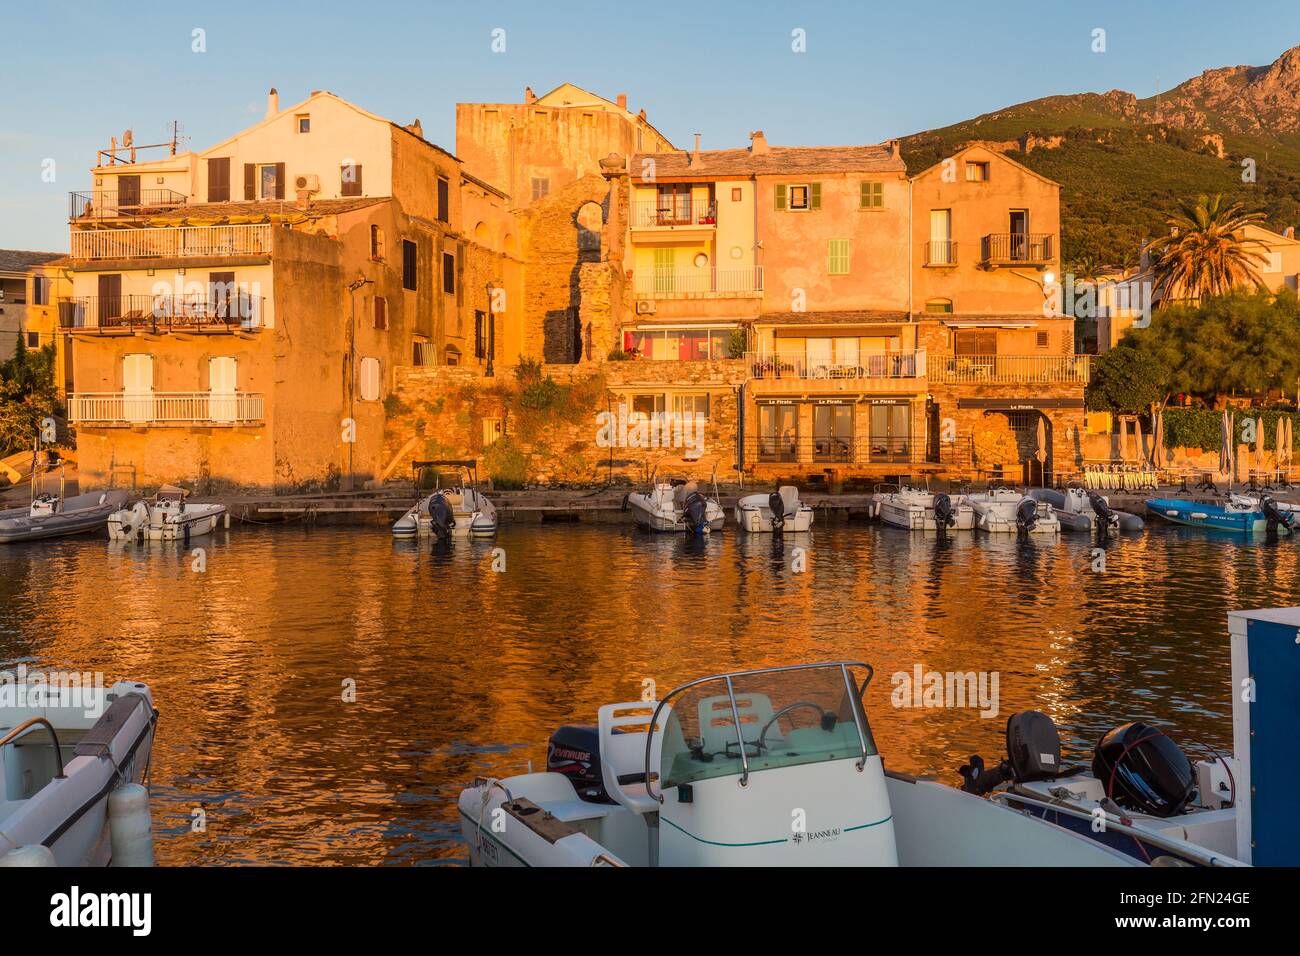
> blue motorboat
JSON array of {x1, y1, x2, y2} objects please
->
[{"x1": 1146, "y1": 494, "x2": 1294, "y2": 534}]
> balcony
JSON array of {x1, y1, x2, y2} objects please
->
[
  {"x1": 932, "y1": 354, "x2": 1090, "y2": 386},
  {"x1": 59, "y1": 294, "x2": 264, "y2": 333},
  {"x1": 70, "y1": 224, "x2": 272, "y2": 261},
  {"x1": 746, "y1": 350, "x2": 926, "y2": 396},
  {"x1": 630, "y1": 200, "x2": 717, "y2": 230},
  {"x1": 69, "y1": 391, "x2": 265, "y2": 427},
  {"x1": 69, "y1": 188, "x2": 187, "y2": 221},
  {"x1": 633, "y1": 267, "x2": 762, "y2": 299},
  {"x1": 923, "y1": 240, "x2": 957, "y2": 266},
  {"x1": 980, "y1": 233, "x2": 1054, "y2": 267}
]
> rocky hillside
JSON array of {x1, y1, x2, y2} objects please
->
[{"x1": 901, "y1": 45, "x2": 1300, "y2": 267}]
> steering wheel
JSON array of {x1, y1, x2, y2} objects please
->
[{"x1": 758, "y1": 701, "x2": 829, "y2": 752}]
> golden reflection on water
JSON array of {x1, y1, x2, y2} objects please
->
[{"x1": 1, "y1": 521, "x2": 1296, "y2": 865}]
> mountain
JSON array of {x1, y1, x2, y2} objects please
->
[{"x1": 900, "y1": 45, "x2": 1300, "y2": 268}]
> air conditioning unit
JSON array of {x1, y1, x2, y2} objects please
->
[
  {"x1": 635, "y1": 300, "x2": 656, "y2": 315},
  {"x1": 294, "y1": 173, "x2": 320, "y2": 192}
]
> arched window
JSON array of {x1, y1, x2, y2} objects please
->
[
  {"x1": 370, "y1": 224, "x2": 385, "y2": 261},
  {"x1": 925, "y1": 298, "x2": 953, "y2": 314}
]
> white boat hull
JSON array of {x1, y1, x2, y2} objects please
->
[
  {"x1": 108, "y1": 501, "x2": 228, "y2": 541},
  {"x1": 878, "y1": 499, "x2": 975, "y2": 531},
  {"x1": 392, "y1": 492, "x2": 498, "y2": 537},
  {"x1": 628, "y1": 493, "x2": 725, "y2": 533}
]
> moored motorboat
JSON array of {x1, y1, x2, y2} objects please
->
[
  {"x1": 876, "y1": 485, "x2": 974, "y2": 531},
  {"x1": 393, "y1": 460, "x2": 498, "y2": 539},
  {"x1": 108, "y1": 486, "x2": 228, "y2": 542},
  {"x1": 626, "y1": 464, "x2": 724, "y2": 534},
  {"x1": 1030, "y1": 486, "x2": 1143, "y2": 533},
  {"x1": 459, "y1": 661, "x2": 1139, "y2": 867},
  {"x1": 0, "y1": 676, "x2": 157, "y2": 866},
  {"x1": 0, "y1": 489, "x2": 128, "y2": 543},
  {"x1": 1146, "y1": 494, "x2": 1293, "y2": 535},
  {"x1": 967, "y1": 487, "x2": 1043, "y2": 533},
  {"x1": 734, "y1": 486, "x2": 813, "y2": 532}
]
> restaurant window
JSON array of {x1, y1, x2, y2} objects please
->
[
  {"x1": 954, "y1": 330, "x2": 998, "y2": 355},
  {"x1": 827, "y1": 239, "x2": 851, "y2": 275},
  {"x1": 442, "y1": 252, "x2": 455, "y2": 294},
  {"x1": 671, "y1": 393, "x2": 710, "y2": 420},
  {"x1": 623, "y1": 327, "x2": 733, "y2": 360},
  {"x1": 359, "y1": 357, "x2": 381, "y2": 401},
  {"x1": 341, "y1": 163, "x2": 363, "y2": 197},
  {"x1": 370, "y1": 225, "x2": 385, "y2": 261},
  {"x1": 814, "y1": 404, "x2": 854, "y2": 462},
  {"x1": 402, "y1": 240, "x2": 417, "y2": 290},
  {"x1": 965, "y1": 161, "x2": 990, "y2": 182},
  {"x1": 758, "y1": 404, "x2": 798, "y2": 462},
  {"x1": 925, "y1": 298, "x2": 953, "y2": 314},
  {"x1": 437, "y1": 177, "x2": 450, "y2": 223},
  {"x1": 373, "y1": 296, "x2": 387, "y2": 330},
  {"x1": 859, "y1": 181, "x2": 883, "y2": 208}
]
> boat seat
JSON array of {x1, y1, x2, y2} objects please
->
[
  {"x1": 778, "y1": 485, "x2": 800, "y2": 516},
  {"x1": 697, "y1": 692, "x2": 778, "y2": 756},
  {"x1": 596, "y1": 701, "x2": 666, "y2": 816}
]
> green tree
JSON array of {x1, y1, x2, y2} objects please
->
[
  {"x1": 1086, "y1": 345, "x2": 1169, "y2": 413},
  {"x1": 1142, "y1": 194, "x2": 1269, "y2": 305},
  {"x1": 0, "y1": 340, "x2": 61, "y2": 456}
]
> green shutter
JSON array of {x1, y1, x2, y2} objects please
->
[
  {"x1": 775, "y1": 184, "x2": 787, "y2": 210},
  {"x1": 809, "y1": 182, "x2": 822, "y2": 210},
  {"x1": 828, "y1": 239, "x2": 849, "y2": 275},
  {"x1": 860, "y1": 181, "x2": 882, "y2": 208}
]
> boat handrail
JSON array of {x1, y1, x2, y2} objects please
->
[
  {"x1": 0, "y1": 717, "x2": 66, "y2": 779},
  {"x1": 644, "y1": 660, "x2": 875, "y2": 802}
]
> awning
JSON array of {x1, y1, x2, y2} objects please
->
[{"x1": 956, "y1": 397, "x2": 1083, "y2": 410}]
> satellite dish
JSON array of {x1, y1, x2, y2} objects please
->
[{"x1": 122, "y1": 129, "x2": 134, "y2": 146}]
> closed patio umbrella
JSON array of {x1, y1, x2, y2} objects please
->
[
  {"x1": 1035, "y1": 415, "x2": 1047, "y2": 465},
  {"x1": 1220, "y1": 410, "x2": 1234, "y2": 483},
  {"x1": 1133, "y1": 415, "x2": 1144, "y2": 463},
  {"x1": 1152, "y1": 409, "x2": 1165, "y2": 469},
  {"x1": 1284, "y1": 416, "x2": 1294, "y2": 471},
  {"x1": 1255, "y1": 416, "x2": 1266, "y2": 478}
]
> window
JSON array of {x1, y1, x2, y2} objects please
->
[
  {"x1": 623, "y1": 327, "x2": 734, "y2": 360},
  {"x1": 258, "y1": 163, "x2": 282, "y2": 200},
  {"x1": 412, "y1": 337, "x2": 433, "y2": 366},
  {"x1": 26, "y1": 331, "x2": 40, "y2": 348},
  {"x1": 827, "y1": 239, "x2": 850, "y2": 275},
  {"x1": 437, "y1": 177, "x2": 449, "y2": 222},
  {"x1": 359, "y1": 357, "x2": 381, "y2": 401},
  {"x1": 296, "y1": 114, "x2": 311, "y2": 133},
  {"x1": 965, "y1": 161, "x2": 990, "y2": 182},
  {"x1": 954, "y1": 330, "x2": 998, "y2": 354},
  {"x1": 373, "y1": 296, "x2": 387, "y2": 330},
  {"x1": 776, "y1": 182, "x2": 820, "y2": 211},
  {"x1": 630, "y1": 394, "x2": 666, "y2": 419},
  {"x1": 531, "y1": 177, "x2": 550, "y2": 201},
  {"x1": 442, "y1": 252, "x2": 455, "y2": 294},
  {"x1": 859, "y1": 181, "x2": 883, "y2": 208},
  {"x1": 207, "y1": 157, "x2": 231, "y2": 202},
  {"x1": 475, "y1": 310, "x2": 487, "y2": 359},
  {"x1": 671, "y1": 393, "x2": 710, "y2": 419},
  {"x1": 32, "y1": 276, "x2": 49, "y2": 305},
  {"x1": 402, "y1": 240, "x2": 417, "y2": 290},
  {"x1": 925, "y1": 298, "x2": 954, "y2": 314},
  {"x1": 483, "y1": 418, "x2": 503, "y2": 447},
  {"x1": 1265, "y1": 251, "x2": 1283, "y2": 273},
  {"x1": 341, "y1": 163, "x2": 363, "y2": 197},
  {"x1": 444, "y1": 345, "x2": 461, "y2": 366},
  {"x1": 370, "y1": 225, "x2": 384, "y2": 261},
  {"x1": 1036, "y1": 331, "x2": 1049, "y2": 349},
  {"x1": 731, "y1": 187, "x2": 742, "y2": 202}
]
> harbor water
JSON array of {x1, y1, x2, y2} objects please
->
[{"x1": 1, "y1": 521, "x2": 1296, "y2": 865}]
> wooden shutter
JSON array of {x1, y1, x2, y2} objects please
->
[
  {"x1": 774, "y1": 184, "x2": 787, "y2": 210},
  {"x1": 274, "y1": 163, "x2": 286, "y2": 199},
  {"x1": 809, "y1": 182, "x2": 822, "y2": 210},
  {"x1": 437, "y1": 178, "x2": 449, "y2": 222},
  {"x1": 118, "y1": 175, "x2": 141, "y2": 208},
  {"x1": 244, "y1": 164, "x2": 256, "y2": 200},
  {"x1": 373, "y1": 296, "x2": 387, "y2": 330},
  {"x1": 341, "y1": 163, "x2": 362, "y2": 197},
  {"x1": 208, "y1": 158, "x2": 230, "y2": 202},
  {"x1": 402, "y1": 240, "x2": 417, "y2": 290}
]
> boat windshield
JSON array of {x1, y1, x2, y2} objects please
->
[{"x1": 656, "y1": 663, "x2": 875, "y2": 792}]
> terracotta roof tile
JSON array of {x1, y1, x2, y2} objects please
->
[
  {"x1": 0, "y1": 249, "x2": 65, "y2": 273},
  {"x1": 632, "y1": 145, "x2": 904, "y2": 180},
  {"x1": 755, "y1": 309, "x2": 910, "y2": 326}
]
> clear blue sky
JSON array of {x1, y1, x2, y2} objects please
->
[{"x1": 2, "y1": 0, "x2": 1297, "y2": 250}]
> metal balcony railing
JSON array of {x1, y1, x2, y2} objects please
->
[
  {"x1": 745, "y1": 435, "x2": 973, "y2": 467},
  {"x1": 633, "y1": 267, "x2": 763, "y2": 297},
  {"x1": 69, "y1": 188, "x2": 188, "y2": 220},
  {"x1": 70, "y1": 223, "x2": 272, "y2": 260},
  {"x1": 59, "y1": 294, "x2": 264, "y2": 332},
  {"x1": 746, "y1": 350, "x2": 926, "y2": 381},
  {"x1": 923, "y1": 240, "x2": 957, "y2": 266},
  {"x1": 933, "y1": 354, "x2": 1091, "y2": 385},
  {"x1": 69, "y1": 391, "x2": 265, "y2": 426},
  {"x1": 630, "y1": 200, "x2": 717, "y2": 228},
  {"x1": 981, "y1": 233, "x2": 1054, "y2": 264}
]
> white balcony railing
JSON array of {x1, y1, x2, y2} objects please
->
[
  {"x1": 633, "y1": 267, "x2": 763, "y2": 298},
  {"x1": 70, "y1": 224, "x2": 273, "y2": 260},
  {"x1": 70, "y1": 391, "x2": 265, "y2": 426},
  {"x1": 932, "y1": 354, "x2": 1091, "y2": 385},
  {"x1": 746, "y1": 350, "x2": 927, "y2": 381}
]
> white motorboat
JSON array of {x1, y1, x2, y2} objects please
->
[
  {"x1": 0, "y1": 676, "x2": 157, "y2": 866},
  {"x1": 876, "y1": 485, "x2": 974, "y2": 531},
  {"x1": 626, "y1": 465, "x2": 724, "y2": 534},
  {"x1": 959, "y1": 604, "x2": 1300, "y2": 867},
  {"x1": 1029, "y1": 486, "x2": 1143, "y2": 533},
  {"x1": 393, "y1": 460, "x2": 498, "y2": 539},
  {"x1": 734, "y1": 486, "x2": 813, "y2": 532},
  {"x1": 108, "y1": 485, "x2": 229, "y2": 542},
  {"x1": 459, "y1": 661, "x2": 1140, "y2": 867},
  {"x1": 967, "y1": 487, "x2": 1059, "y2": 534}
]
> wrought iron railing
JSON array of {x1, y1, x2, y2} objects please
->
[
  {"x1": 745, "y1": 435, "x2": 973, "y2": 467},
  {"x1": 923, "y1": 239, "x2": 957, "y2": 266},
  {"x1": 70, "y1": 223, "x2": 272, "y2": 260},
  {"x1": 58, "y1": 294, "x2": 264, "y2": 332},
  {"x1": 981, "y1": 232, "x2": 1054, "y2": 264},
  {"x1": 745, "y1": 350, "x2": 926, "y2": 381},
  {"x1": 932, "y1": 354, "x2": 1090, "y2": 385},
  {"x1": 630, "y1": 200, "x2": 717, "y2": 228},
  {"x1": 68, "y1": 188, "x2": 188, "y2": 220},
  {"x1": 69, "y1": 391, "x2": 265, "y2": 426}
]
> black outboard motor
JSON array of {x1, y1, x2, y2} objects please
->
[
  {"x1": 932, "y1": 493, "x2": 957, "y2": 529},
  {"x1": 547, "y1": 725, "x2": 613, "y2": 804},
  {"x1": 768, "y1": 491, "x2": 786, "y2": 532},
  {"x1": 1092, "y1": 721, "x2": 1194, "y2": 817},
  {"x1": 1259, "y1": 494, "x2": 1294, "y2": 534},
  {"x1": 1086, "y1": 490, "x2": 1119, "y2": 535},
  {"x1": 1015, "y1": 496, "x2": 1038, "y2": 533},
  {"x1": 959, "y1": 710, "x2": 1063, "y2": 795},
  {"x1": 683, "y1": 490, "x2": 709, "y2": 535},
  {"x1": 427, "y1": 492, "x2": 454, "y2": 541}
]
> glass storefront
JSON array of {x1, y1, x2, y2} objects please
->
[{"x1": 624, "y1": 327, "x2": 735, "y2": 361}]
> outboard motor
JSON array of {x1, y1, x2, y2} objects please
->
[
  {"x1": 959, "y1": 710, "x2": 1063, "y2": 795},
  {"x1": 1015, "y1": 496, "x2": 1038, "y2": 533},
  {"x1": 1086, "y1": 490, "x2": 1119, "y2": 535},
  {"x1": 426, "y1": 492, "x2": 454, "y2": 541},
  {"x1": 932, "y1": 493, "x2": 957, "y2": 529},
  {"x1": 547, "y1": 725, "x2": 613, "y2": 804},
  {"x1": 768, "y1": 491, "x2": 786, "y2": 532},
  {"x1": 1259, "y1": 494, "x2": 1293, "y2": 534},
  {"x1": 1092, "y1": 721, "x2": 1195, "y2": 817},
  {"x1": 683, "y1": 489, "x2": 709, "y2": 535}
]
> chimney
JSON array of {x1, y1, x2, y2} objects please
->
[
  {"x1": 266, "y1": 87, "x2": 279, "y2": 119},
  {"x1": 692, "y1": 133, "x2": 701, "y2": 165},
  {"x1": 885, "y1": 138, "x2": 900, "y2": 158},
  {"x1": 749, "y1": 130, "x2": 769, "y2": 155},
  {"x1": 616, "y1": 93, "x2": 627, "y2": 111},
  {"x1": 524, "y1": 86, "x2": 537, "y2": 105}
]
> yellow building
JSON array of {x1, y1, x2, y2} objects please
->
[{"x1": 1, "y1": 251, "x2": 71, "y2": 377}]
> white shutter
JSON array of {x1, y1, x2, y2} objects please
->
[
  {"x1": 123, "y1": 354, "x2": 153, "y2": 422},
  {"x1": 360, "y1": 357, "x2": 381, "y2": 402},
  {"x1": 209, "y1": 356, "x2": 237, "y2": 422}
]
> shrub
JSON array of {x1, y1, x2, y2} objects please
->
[{"x1": 483, "y1": 437, "x2": 528, "y2": 489}]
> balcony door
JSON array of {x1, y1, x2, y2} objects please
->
[
  {"x1": 814, "y1": 404, "x2": 854, "y2": 462},
  {"x1": 653, "y1": 247, "x2": 676, "y2": 294},
  {"x1": 117, "y1": 175, "x2": 140, "y2": 211},
  {"x1": 869, "y1": 403, "x2": 910, "y2": 462},
  {"x1": 930, "y1": 209, "x2": 952, "y2": 264},
  {"x1": 209, "y1": 356, "x2": 238, "y2": 423},
  {"x1": 758, "y1": 404, "x2": 798, "y2": 462},
  {"x1": 656, "y1": 184, "x2": 691, "y2": 225},
  {"x1": 122, "y1": 354, "x2": 153, "y2": 423},
  {"x1": 1009, "y1": 210, "x2": 1028, "y2": 260},
  {"x1": 97, "y1": 273, "x2": 121, "y2": 328}
]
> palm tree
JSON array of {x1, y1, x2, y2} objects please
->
[{"x1": 1143, "y1": 194, "x2": 1269, "y2": 305}]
